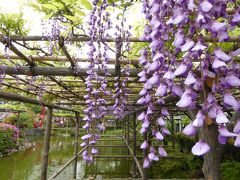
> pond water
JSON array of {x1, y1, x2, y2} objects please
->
[{"x1": 0, "y1": 135, "x2": 132, "y2": 180}]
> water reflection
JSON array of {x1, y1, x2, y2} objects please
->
[
  {"x1": 0, "y1": 136, "x2": 76, "y2": 180},
  {"x1": 0, "y1": 135, "x2": 132, "y2": 180},
  {"x1": 86, "y1": 137, "x2": 132, "y2": 179}
]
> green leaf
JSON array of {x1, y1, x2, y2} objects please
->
[
  {"x1": 80, "y1": 0, "x2": 93, "y2": 10},
  {"x1": 62, "y1": 0, "x2": 75, "y2": 4},
  {"x1": 74, "y1": 9, "x2": 85, "y2": 16},
  {"x1": 42, "y1": 4, "x2": 58, "y2": 11},
  {"x1": 52, "y1": 2, "x2": 65, "y2": 9},
  {"x1": 63, "y1": 14, "x2": 76, "y2": 22},
  {"x1": 28, "y1": 2, "x2": 41, "y2": 11},
  {"x1": 43, "y1": 12, "x2": 54, "y2": 19}
]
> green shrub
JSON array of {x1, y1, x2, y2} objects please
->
[
  {"x1": 0, "y1": 123, "x2": 19, "y2": 155},
  {"x1": 3, "y1": 112, "x2": 35, "y2": 129},
  {"x1": 148, "y1": 157, "x2": 203, "y2": 179},
  {"x1": 221, "y1": 139, "x2": 240, "y2": 162},
  {"x1": 221, "y1": 162, "x2": 240, "y2": 180},
  {"x1": 175, "y1": 132, "x2": 196, "y2": 153}
]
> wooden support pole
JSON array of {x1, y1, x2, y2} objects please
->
[
  {"x1": 123, "y1": 117, "x2": 126, "y2": 138},
  {"x1": 171, "y1": 115, "x2": 175, "y2": 149},
  {"x1": 73, "y1": 112, "x2": 80, "y2": 179},
  {"x1": 122, "y1": 136, "x2": 145, "y2": 179},
  {"x1": 41, "y1": 107, "x2": 53, "y2": 180},
  {"x1": 132, "y1": 113, "x2": 137, "y2": 178},
  {"x1": 127, "y1": 115, "x2": 130, "y2": 155},
  {"x1": 143, "y1": 133, "x2": 148, "y2": 180}
]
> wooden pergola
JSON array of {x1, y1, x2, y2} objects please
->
[{"x1": 0, "y1": 33, "x2": 240, "y2": 180}]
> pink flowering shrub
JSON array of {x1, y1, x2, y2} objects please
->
[{"x1": 0, "y1": 123, "x2": 20, "y2": 155}]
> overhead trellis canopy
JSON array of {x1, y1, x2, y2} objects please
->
[
  {"x1": 0, "y1": 0, "x2": 240, "y2": 180},
  {"x1": 0, "y1": 34, "x2": 239, "y2": 107}
]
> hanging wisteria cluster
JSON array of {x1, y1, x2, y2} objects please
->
[
  {"x1": 81, "y1": 0, "x2": 112, "y2": 163},
  {"x1": 112, "y1": 13, "x2": 132, "y2": 119},
  {"x1": 41, "y1": 18, "x2": 69, "y2": 55},
  {"x1": 137, "y1": 0, "x2": 240, "y2": 168}
]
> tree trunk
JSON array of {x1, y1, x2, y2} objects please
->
[{"x1": 202, "y1": 123, "x2": 223, "y2": 180}]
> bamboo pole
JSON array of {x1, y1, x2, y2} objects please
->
[
  {"x1": 73, "y1": 112, "x2": 80, "y2": 179},
  {"x1": 41, "y1": 107, "x2": 53, "y2": 180}
]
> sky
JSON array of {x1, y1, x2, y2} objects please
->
[
  {"x1": 0, "y1": 0, "x2": 144, "y2": 66},
  {"x1": 0, "y1": 0, "x2": 143, "y2": 35},
  {"x1": 0, "y1": 0, "x2": 44, "y2": 35}
]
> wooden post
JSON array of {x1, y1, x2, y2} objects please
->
[
  {"x1": 171, "y1": 115, "x2": 175, "y2": 149},
  {"x1": 132, "y1": 113, "x2": 137, "y2": 178},
  {"x1": 122, "y1": 117, "x2": 124, "y2": 135},
  {"x1": 73, "y1": 112, "x2": 80, "y2": 179},
  {"x1": 41, "y1": 107, "x2": 53, "y2": 180},
  {"x1": 143, "y1": 132, "x2": 148, "y2": 180},
  {"x1": 124, "y1": 117, "x2": 127, "y2": 139},
  {"x1": 127, "y1": 115, "x2": 130, "y2": 155}
]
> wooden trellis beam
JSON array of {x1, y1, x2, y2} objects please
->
[
  {"x1": 0, "y1": 54, "x2": 139, "y2": 66},
  {"x1": 0, "y1": 91, "x2": 78, "y2": 112},
  {"x1": 58, "y1": 37, "x2": 75, "y2": 67},
  {"x1": 9, "y1": 75, "x2": 74, "y2": 102},
  {"x1": 2, "y1": 66, "x2": 140, "y2": 77},
  {"x1": 1, "y1": 54, "x2": 240, "y2": 65},
  {"x1": 49, "y1": 76, "x2": 84, "y2": 100},
  {"x1": 0, "y1": 38, "x2": 85, "y2": 99},
  {"x1": 2, "y1": 82, "x2": 37, "y2": 96},
  {"x1": 3, "y1": 76, "x2": 138, "y2": 83},
  {"x1": 0, "y1": 36, "x2": 34, "y2": 65},
  {"x1": 58, "y1": 38, "x2": 86, "y2": 82},
  {"x1": 55, "y1": 101, "x2": 137, "y2": 106},
  {"x1": 7, "y1": 35, "x2": 240, "y2": 43}
]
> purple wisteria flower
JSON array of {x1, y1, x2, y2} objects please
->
[
  {"x1": 138, "y1": 0, "x2": 240, "y2": 167},
  {"x1": 192, "y1": 140, "x2": 210, "y2": 156}
]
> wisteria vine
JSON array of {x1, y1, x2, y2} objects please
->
[
  {"x1": 81, "y1": 0, "x2": 112, "y2": 163},
  {"x1": 137, "y1": 0, "x2": 240, "y2": 168},
  {"x1": 112, "y1": 11, "x2": 132, "y2": 119}
]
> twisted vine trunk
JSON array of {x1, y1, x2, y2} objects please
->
[{"x1": 202, "y1": 123, "x2": 223, "y2": 180}]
